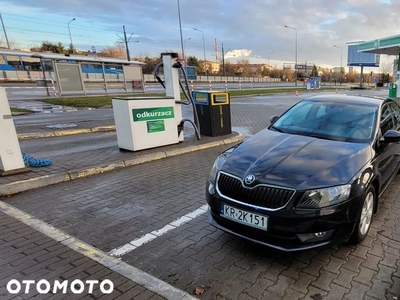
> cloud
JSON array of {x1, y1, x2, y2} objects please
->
[{"x1": 225, "y1": 49, "x2": 252, "y2": 59}]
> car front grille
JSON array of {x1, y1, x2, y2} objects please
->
[{"x1": 217, "y1": 172, "x2": 295, "y2": 210}]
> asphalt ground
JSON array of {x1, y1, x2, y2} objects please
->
[{"x1": 1, "y1": 88, "x2": 400, "y2": 299}]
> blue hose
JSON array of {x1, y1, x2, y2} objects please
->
[{"x1": 22, "y1": 152, "x2": 52, "y2": 167}]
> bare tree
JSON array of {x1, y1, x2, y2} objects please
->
[
  {"x1": 98, "y1": 43, "x2": 126, "y2": 59},
  {"x1": 380, "y1": 58, "x2": 394, "y2": 76},
  {"x1": 0, "y1": 37, "x2": 20, "y2": 49},
  {"x1": 134, "y1": 51, "x2": 152, "y2": 61},
  {"x1": 236, "y1": 59, "x2": 251, "y2": 76},
  {"x1": 30, "y1": 41, "x2": 66, "y2": 53},
  {"x1": 133, "y1": 55, "x2": 161, "y2": 74}
]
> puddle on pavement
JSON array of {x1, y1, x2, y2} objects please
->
[
  {"x1": 14, "y1": 102, "x2": 79, "y2": 113},
  {"x1": 34, "y1": 105, "x2": 78, "y2": 113},
  {"x1": 232, "y1": 126, "x2": 253, "y2": 137},
  {"x1": 46, "y1": 123, "x2": 78, "y2": 129}
]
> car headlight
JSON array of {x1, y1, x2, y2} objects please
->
[
  {"x1": 209, "y1": 148, "x2": 235, "y2": 184},
  {"x1": 297, "y1": 184, "x2": 351, "y2": 209}
]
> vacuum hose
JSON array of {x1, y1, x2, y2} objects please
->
[
  {"x1": 154, "y1": 59, "x2": 201, "y2": 140},
  {"x1": 22, "y1": 152, "x2": 52, "y2": 167}
]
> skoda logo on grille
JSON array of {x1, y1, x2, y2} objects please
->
[{"x1": 244, "y1": 174, "x2": 256, "y2": 185}]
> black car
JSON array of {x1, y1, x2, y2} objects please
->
[{"x1": 206, "y1": 94, "x2": 400, "y2": 251}]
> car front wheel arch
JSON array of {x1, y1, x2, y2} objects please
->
[{"x1": 351, "y1": 185, "x2": 376, "y2": 244}]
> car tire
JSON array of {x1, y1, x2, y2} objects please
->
[{"x1": 352, "y1": 186, "x2": 376, "y2": 243}]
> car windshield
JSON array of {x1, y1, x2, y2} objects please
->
[{"x1": 270, "y1": 100, "x2": 378, "y2": 142}]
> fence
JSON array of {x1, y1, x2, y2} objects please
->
[
  {"x1": 143, "y1": 74, "x2": 281, "y2": 83},
  {"x1": 0, "y1": 69, "x2": 281, "y2": 85}
]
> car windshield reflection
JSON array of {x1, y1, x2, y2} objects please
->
[{"x1": 270, "y1": 100, "x2": 378, "y2": 142}]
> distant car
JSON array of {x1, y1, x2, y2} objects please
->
[{"x1": 206, "y1": 94, "x2": 400, "y2": 251}]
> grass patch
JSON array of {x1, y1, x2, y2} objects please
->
[
  {"x1": 10, "y1": 107, "x2": 35, "y2": 115},
  {"x1": 41, "y1": 93, "x2": 164, "y2": 108},
  {"x1": 40, "y1": 87, "x2": 337, "y2": 108}
]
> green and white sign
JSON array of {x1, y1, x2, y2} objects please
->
[
  {"x1": 147, "y1": 120, "x2": 165, "y2": 133},
  {"x1": 132, "y1": 107, "x2": 174, "y2": 122}
]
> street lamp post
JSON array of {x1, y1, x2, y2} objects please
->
[
  {"x1": 334, "y1": 45, "x2": 343, "y2": 85},
  {"x1": 284, "y1": 25, "x2": 298, "y2": 86},
  {"x1": 222, "y1": 43, "x2": 226, "y2": 76},
  {"x1": 183, "y1": 37, "x2": 191, "y2": 64},
  {"x1": 221, "y1": 44, "x2": 232, "y2": 76},
  {"x1": 177, "y1": 0, "x2": 185, "y2": 63},
  {"x1": 67, "y1": 18, "x2": 76, "y2": 54},
  {"x1": 194, "y1": 28, "x2": 206, "y2": 76}
]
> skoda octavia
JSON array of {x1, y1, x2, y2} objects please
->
[{"x1": 206, "y1": 94, "x2": 400, "y2": 251}]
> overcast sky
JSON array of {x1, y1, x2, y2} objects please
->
[{"x1": 0, "y1": 0, "x2": 399, "y2": 69}]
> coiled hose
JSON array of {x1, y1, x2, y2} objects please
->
[{"x1": 22, "y1": 152, "x2": 52, "y2": 167}]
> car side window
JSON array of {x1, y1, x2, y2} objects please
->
[
  {"x1": 389, "y1": 102, "x2": 400, "y2": 130},
  {"x1": 380, "y1": 104, "x2": 395, "y2": 135}
]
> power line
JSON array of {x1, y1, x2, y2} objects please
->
[
  {"x1": 1, "y1": 12, "x2": 119, "y2": 34},
  {"x1": 1, "y1": 12, "x2": 218, "y2": 57}
]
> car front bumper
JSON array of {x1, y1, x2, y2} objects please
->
[{"x1": 206, "y1": 183, "x2": 360, "y2": 252}]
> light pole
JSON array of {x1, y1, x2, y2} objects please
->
[
  {"x1": 194, "y1": 28, "x2": 206, "y2": 75},
  {"x1": 284, "y1": 25, "x2": 297, "y2": 86},
  {"x1": 267, "y1": 51, "x2": 274, "y2": 65},
  {"x1": 177, "y1": 0, "x2": 185, "y2": 62},
  {"x1": 334, "y1": 45, "x2": 343, "y2": 85},
  {"x1": 0, "y1": 13, "x2": 10, "y2": 49},
  {"x1": 67, "y1": 18, "x2": 76, "y2": 54},
  {"x1": 183, "y1": 37, "x2": 191, "y2": 64},
  {"x1": 221, "y1": 44, "x2": 232, "y2": 76}
]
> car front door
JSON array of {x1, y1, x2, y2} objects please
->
[{"x1": 376, "y1": 102, "x2": 400, "y2": 191}]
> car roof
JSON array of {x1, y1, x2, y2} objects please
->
[{"x1": 303, "y1": 94, "x2": 386, "y2": 107}]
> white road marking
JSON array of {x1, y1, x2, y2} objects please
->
[
  {"x1": 0, "y1": 201, "x2": 197, "y2": 300},
  {"x1": 108, "y1": 204, "x2": 208, "y2": 257}
]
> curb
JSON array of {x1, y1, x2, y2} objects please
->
[
  {"x1": 0, "y1": 134, "x2": 244, "y2": 196},
  {"x1": 18, "y1": 125, "x2": 116, "y2": 140}
]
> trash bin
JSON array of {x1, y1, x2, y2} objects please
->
[
  {"x1": 192, "y1": 91, "x2": 231, "y2": 136},
  {"x1": 389, "y1": 82, "x2": 397, "y2": 98}
]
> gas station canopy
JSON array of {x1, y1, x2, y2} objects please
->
[
  {"x1": 356, "y1": 33, "x2": 400, "y2": 98},
  {"x1": 357, "y1": 34, "x2": 400, "y2": 55}
]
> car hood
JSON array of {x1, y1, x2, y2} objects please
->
[{"x1": 221, "y1": 129, "x2": 372, "y2": 190}]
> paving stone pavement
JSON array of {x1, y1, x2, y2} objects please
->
[{"x1": 0, "y1": 211, "x2": 169, "y2": 300}]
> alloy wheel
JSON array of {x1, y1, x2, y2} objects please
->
[{"x1": 359, "y1": 191, "x2": 374, "y2": 236}]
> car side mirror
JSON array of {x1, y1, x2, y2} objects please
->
[
  {"x1": 382, "y1": 130, "x2": 400, "y2": 143},
  {"x1": 269, "y1": 115, "x2": 279, "y2": 124}
]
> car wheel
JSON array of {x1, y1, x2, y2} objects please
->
[{"x1": 352, "y1": 186, "x2": 375, "y2": 243}]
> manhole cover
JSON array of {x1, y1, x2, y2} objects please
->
[{"x1": 46, "y1": 123, "x2": 78, "y2": 129}]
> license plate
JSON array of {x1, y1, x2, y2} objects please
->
[{"x1": 221, "y1": 204, "x2": 268, "y2": 230}]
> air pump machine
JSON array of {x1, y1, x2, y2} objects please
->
[{"x1": 112, "y1": 53, "x2": 200, "y2": 151}]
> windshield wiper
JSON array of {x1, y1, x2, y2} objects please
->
[
  {"x1": 270, "y1": 125, "x2": 286, "y2": 133},
  {"x1": 308, "y1": 134, "x2": 337, "y2": 141}
]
